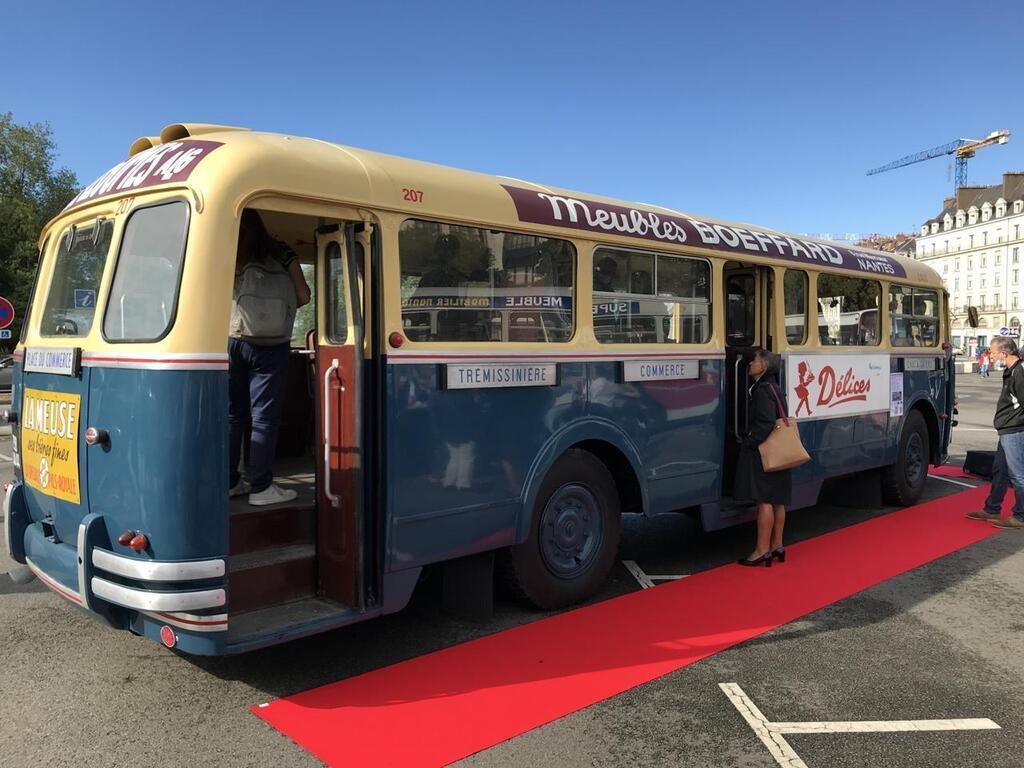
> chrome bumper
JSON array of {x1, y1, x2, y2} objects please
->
[
  {"x1": 90, "y1": 576, "x2": 225, "y2": 612},
  {"x1": 17, "y1": 504, "x2": 227, "y2": 626}
]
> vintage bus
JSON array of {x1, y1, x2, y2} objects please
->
[{"x1": 2, "y1": 124, "x2": 953, "y2": 654}]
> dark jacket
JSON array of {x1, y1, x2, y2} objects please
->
[
  {"x1": 994, "y1": 360, "x2": 1024, "y2": 434},
  {"x1": 743, "y1": 375, "x2": 787, "y2": 449},
  {"x1": 734, "y1": 373, "x2": 792, "y2": 505}
]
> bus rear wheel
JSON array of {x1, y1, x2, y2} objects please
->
[
  {"x1": 509, "y1": 449, "x2": 620, "y2": 610},
  {"x1": 882, "y1": 409, "x2": 930, "y2": 506}
]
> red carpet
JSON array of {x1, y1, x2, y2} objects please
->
[
  {"x1": 253, "y1": 486, "x2": 1004, "y2": 767},
  {"x1": 929, "y1": 463, "x2": 976, "y2": 479}
]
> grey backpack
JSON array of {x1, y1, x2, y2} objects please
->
[{"x1": 230, "y1": 256, "x2": 297, "y2": 344}]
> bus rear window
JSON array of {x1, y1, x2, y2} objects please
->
[
  {"x1": 40, "y1": 219, "x2": 114, "y2": 337},
  {"x1": 103, "y1": 202, "x2": 189, "y2": 342}
]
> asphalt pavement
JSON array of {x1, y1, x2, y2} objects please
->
[{"x1": 0, "y1": 375, "x2": 1021, "y2": 768}]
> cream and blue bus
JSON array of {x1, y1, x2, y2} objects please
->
[{"x1": 3, "y1": 124, "x2": 953, "y2": 654}]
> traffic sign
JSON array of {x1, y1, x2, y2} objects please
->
[
  {"x1": 0, "y1": 329, "x2": 11, "y2": 340},
  {"x1": 0, "y1": 296, "x2": 13, "y2": 330}
]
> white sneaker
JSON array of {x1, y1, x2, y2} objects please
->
[
  {"x1": 248, "y1": 483, "x2": 298, "y2": 507},
  {"x1": 229, "y1": 479, "x2": 251, "y2": 497}
]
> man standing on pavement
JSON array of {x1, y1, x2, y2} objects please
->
[{"x1": 968, "y1": 336, "x2": 1024, "y2": 529}]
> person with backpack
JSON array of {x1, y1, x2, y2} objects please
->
[{"x1": 228, "y1": 210, "x2": 311, "y2": 506}]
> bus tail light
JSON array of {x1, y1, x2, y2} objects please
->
[
  {"x1": 128, "y1": 534, "x2": 149, "y2": 552},
  {"x1": 389, "y1": 332, "x2": 405, "y2": 349},
  {"x1": 116, "y1": 530, "x2": 134, "y2": 546}
]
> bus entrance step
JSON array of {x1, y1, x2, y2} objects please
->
[
  {"x1": 229, "y1": 544, "x2": 316, "y2": 614},
  {"x1": 229, "y1": 504, "x2": 316, "y2": 556},
  {"x1": 227, "y1": 597, "x2": 348, "y2": 645}
]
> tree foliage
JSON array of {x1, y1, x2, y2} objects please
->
[{"x1": 0, "y1": 112, "x2": 79, "y2": 349}]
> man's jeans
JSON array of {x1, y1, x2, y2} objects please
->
[
  {"x1": 984, "y1": 432, "x2": 1024, "y2": 522},
  {"x1": 228, "y1": 338, "x2": 290, "y2": 493}
]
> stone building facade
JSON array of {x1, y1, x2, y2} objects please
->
[{"x1": 915, "y1": 173, "x2": 1024, "y2": 352}]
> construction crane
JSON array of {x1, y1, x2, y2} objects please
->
[{"x1": 867, "y1": 129, "x2": 1010, "y2": 191}]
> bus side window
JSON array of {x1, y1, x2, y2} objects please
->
[
  {"x1": 290, "y1": 262, "x2": 316, "y2": 348},
  {"x1": 816, "y1": 274, "x2": 881, "y2": 346},
  {"x1": 784, "y1": 269, "x2": 808, "y2": 344},
  {"x1": 593, "y1": 246, "x2": 710, "y2": 345},
  {"x1": 398, "y1": 219, "x2": 575, "y2": 343},
  {"x1": 890, "y1": 285, "x2": 939, "y2": 347}
]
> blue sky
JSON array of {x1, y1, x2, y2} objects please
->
[{"x1": 4, "y1": 0, "x2": 1022, "y2": 240}]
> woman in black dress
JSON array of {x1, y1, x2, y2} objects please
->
[{"x1": 734, "y1": 347, "x2": 792, "y2": 567}]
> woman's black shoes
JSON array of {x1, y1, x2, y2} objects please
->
[
  {"x1": 772, "y1": 547, "x2": 786, "y2": 563},
  {"x1": 738, "y1": 552, "x2": 773, "y2": 567}
]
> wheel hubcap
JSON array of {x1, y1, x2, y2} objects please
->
[
  {"x1": 539, "y1": 483, "x2": 603, "y2": 579},
  {"x1": 905, "y1": 432, "x2": 925, "y2": 487}
]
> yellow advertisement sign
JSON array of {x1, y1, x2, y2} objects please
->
[{"x1": 21, "y1": 388, "x2": 82, "y2": 504}]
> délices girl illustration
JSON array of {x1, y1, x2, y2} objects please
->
[{"x1": 794, "y1": 361, "x2": 815, "y2": 416}]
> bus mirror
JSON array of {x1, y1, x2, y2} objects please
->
[{"x1": 967, "y1": 306, "x2": 979, "y2": 328}]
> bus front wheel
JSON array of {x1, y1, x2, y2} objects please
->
[
  {"x1": 882, "y1": 410, "x2": 930, "y2": 505},
  {"x1": 509, "y1": 449, "x2": 621, "y2": 610}
]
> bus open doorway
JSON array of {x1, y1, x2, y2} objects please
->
[
  {"x1": 721, "y1": 263, "x2": 775, "y2": 498},
  {"x1": 226, "y1": 209, "x2": 370, "y2": 644}
]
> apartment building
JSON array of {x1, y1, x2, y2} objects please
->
[{"x1": 915, "y1": 172, "x2": 1024, "y2": 351}]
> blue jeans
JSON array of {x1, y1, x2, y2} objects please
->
[
  {"x1": 984, "y1": 433, "x2": 1024, "y2": 522},
  {"x1": 228, "y1": 338, "x2": 290, "y2": 493}
]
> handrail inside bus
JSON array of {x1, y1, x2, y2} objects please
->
[{"x1": 323, "y1": 358, "x2": 342, "y2": 508}]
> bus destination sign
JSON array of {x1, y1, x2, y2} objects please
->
[
  {"x1": 64, "y1": 139, "x2": 224, "y2": 211},
  {"x1": 23, "y1": 347, "x2": 80, "y2": 376},
  {"x1": 446, "y1": 362, "x2": 557, "y2": 390},
  {"x1": 623, "y1": 359, "x2": 699, "y2": 382},
  {"x1": 502, "y1": 185, "x2": 906, "y2": 278}
]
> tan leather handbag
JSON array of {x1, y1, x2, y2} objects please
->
[{"x1": 758, "y1": 384, "x2": 811, "y2": 472}]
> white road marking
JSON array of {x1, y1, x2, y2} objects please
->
[
  {"x1": 720, "y1": 683, "x2": 807, "y2": 768},
  {"x1": 721, "y1": 682, "x2": 999, "y2": 768},
  {"x1": 622, "y1": 560, "x2": 655, "y2": 589},
  {"x1": 928, "y1": 474, "x2": 979, "y2": 489},
  {"x1": 622, "y1": 560, "x2": 687, "y2": 589},
  {"x1": 769, "y1": 718, "x2": 1000, "y2": 733},
  {"x1": 0, "y1": 452, "x2": 11, "y2": 462},
  {"x1": 954, "y1": 427, "x2": 997, "y2": 431}
]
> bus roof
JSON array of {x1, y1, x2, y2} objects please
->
[{"x1": 52, "y1": 123, "x2": 942, "y2": 287}]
